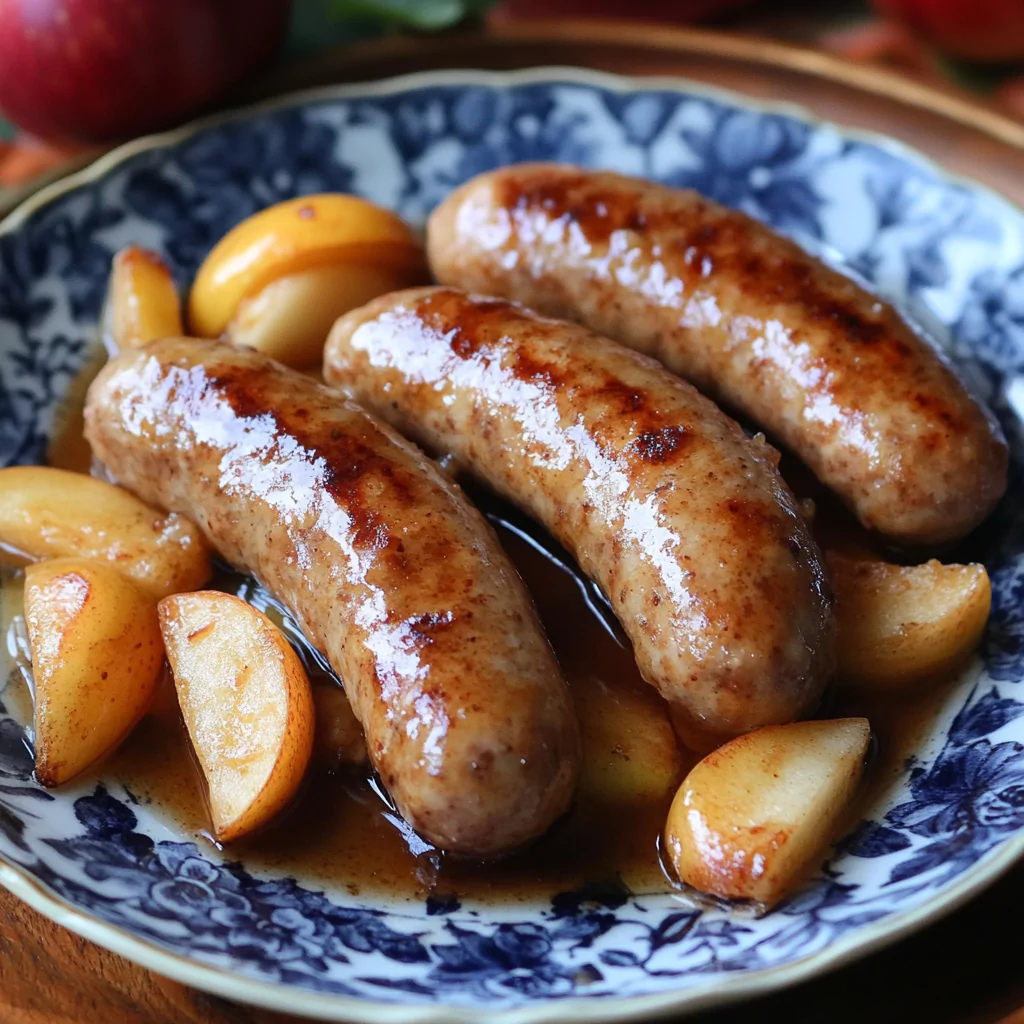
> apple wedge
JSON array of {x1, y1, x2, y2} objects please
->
[
  {"x1": 574, "y1": 672, "x2": 682, "y2": 804},
  {"x1": 105, "y1": 246, "x2": 184, "y2": 352},
  {"x1": 159, "y1": 591, "x2": 314, "y2": 842},
  {"x1": 26, "y1": 558, "x2": 164, "y2": 786},
  {"x1": 664, "y1": 718, "x2": 871, "y2": 906},
  {"x1": 830, "y1": 554, "x2": 991, "y2": 690},
  {"x1": 226, "y1": 261, "x2": 424, "y2": 368},
  {"x1": 0, "y1": 466, "x2": 211, "y2": 600},
  {"x1": 187, "y1": 194, "x2": 425, "y2": 367}
]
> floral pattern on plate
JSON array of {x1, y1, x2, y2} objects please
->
[{"x1": 1, "y1": 70, "x2": 1023, "y2": 1018}]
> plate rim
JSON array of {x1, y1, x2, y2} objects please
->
[
  {"x1": 1, "y1": 64, "x2": 1022, "y2": 1023},
  {"x1": 2, "y1": 822, "x2": 1022, "y2": 1023},
  {"x1": 3, "y1": 63, "x2": 1024, "y2": 240}
]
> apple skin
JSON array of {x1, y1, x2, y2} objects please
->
[
  {"x1": 0, "y1": 0, "x2": 291, "y2": 143},
  {"x1": 873, "y1": 0, "x2": 1024, "y2": 61}
]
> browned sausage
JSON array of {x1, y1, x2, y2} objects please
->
[
  {"x1": 427, "y1": 163, "x2": 1007, "y2": 546},
  {"x1": 83, "y1": 338, "x2": 579, "y2": 857},
  {"x1": 325, "y1": 287, "x2": 834, "y2": 746}
]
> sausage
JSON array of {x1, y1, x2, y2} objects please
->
[
  {"x1": 427, "y1": 163, "x2": 1008, "y2": 546},
  {"x1": 325, "y1": 287, "x2": 835, "y2": 745},
  {"x1": 83, "y1": 337, "x2": 579, "y2": 858}
]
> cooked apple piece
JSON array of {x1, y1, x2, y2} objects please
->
[
  {"x1": 311, "y1": 677, "x2": 367, "y2": 770},
  {"x1": 106, "y1": 246, "x2": 184, "y2": 352},
  {"x1": 226, "y1": 261, "x2": 423, "y2": 367},
  {"x1": 664, "y1": 718, "x2": 870, "y2": 906},
  {"x1": 188, "y1": 193, "x2": 424, "y2": 345},
  {"x1": 0, "y1": 466, "x2": 211, "y2": 599},
  {"x1": 574, "y1": 672, "x2": 682, "y2": 804},
  {"x1": 830, "y1": 554, "x2": 991, "y2": 690},
  {"x1": 26, "y1": 558, "x2": 164, "y2": 786},
  {"x1": 46, "y1": 340, "x2": 109, "y2": 473},
  {"x1": 159, "y1": 591, "x2": 314, "y2": 842}
]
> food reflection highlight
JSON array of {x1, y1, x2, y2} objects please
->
[
  {"x1": 2, "y1": 171, "x2": 999, "y2": 913},
  {"x1": 428, "y1": 163, "x2": 1007, "y2": 546},
  {"x1": 664, "y1": 719, "x2": 871, "y2": 907},
  {"x1": 325, "y1": 286, "x2": 834, "y2": 743},
  {"x1": 84, "y1": 337, "x2": 581, "y2": 859}
]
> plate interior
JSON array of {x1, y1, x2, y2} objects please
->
[{"x1": 1, "y1": 71, "x2": 1023, "y2": 1017}]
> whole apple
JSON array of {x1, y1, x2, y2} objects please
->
[
  {"x1": 874, "y1": 0, "x2": 1024, "y2": 61},
  {"x1": 0, "y1": 0, "x2": 291, "y2": 143}
]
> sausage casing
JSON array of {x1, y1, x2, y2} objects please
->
[
  {"x1": 84, "y1": 338, "x2": 580, "y2": 857},
  {"x1": 427, "y1": 163, "x2": 1008, "y2": 546},
  {"x1": 326, "y1": 287, "x2": 835, "y2": 744}
]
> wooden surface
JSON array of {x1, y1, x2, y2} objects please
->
[
  {"x1": 247, "y1": 18, "x2": 1024, "y2": 206},
  {"x1": 2, "y1": 18, "x2": 1023, "y2": 1024},
  {"x1": 2, "y1": 867, "x2": 1022, "y2": 1023}
]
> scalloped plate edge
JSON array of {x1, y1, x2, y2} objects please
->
[
  {"x1": 1, "y1": 65, "x2": 1022, "y2": 1023},
  {"x1": 3, "y1": 65, "x2": 1023, "y2": 242},
  {"x1": 3, "y1": 836, "x2": 1022, "y2": 1024}
]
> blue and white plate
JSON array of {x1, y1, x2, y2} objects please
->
[{"x1": 1, "y1": 68, "x2": 1023, "y2": 1023}]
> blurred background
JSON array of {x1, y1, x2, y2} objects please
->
[{"x1": 1, "y1": 0, "x2": 1022, "y2": 201}]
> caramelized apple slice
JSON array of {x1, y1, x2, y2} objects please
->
[
  {"x1": 159, "y1": 591, "x2": 314, "y2": 842},
  {"x1": 189, "y1": 194, "x2": 422, "y2": 324},
  {"x1": 830, "y1": 554, "x2": 991, "y2": 690},
  {"x1": 26, "y1": 558, "x2": 164, "y2": 786},
  {"x1": 226, "y1": 262, "x2": 421, "y2": 368},
  {"x1": 187, "y1": 194, "x2": 424, "y2": 367},
  {"x1": 0, "y1": 466, "x2": 211, "y2": 600},
  {"x1": 664, "y1": 718, "x2": 871, "y2": 906},
  {"x1": 106, "y1": 246, "x2": 183, "y2": 351},
  {"x1": 574, "y1": 672, "x2": 682, "y2": 804}
]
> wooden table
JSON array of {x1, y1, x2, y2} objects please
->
[{"x1": 2, "y1": 17, "x2": 1022, "y2": 1023}]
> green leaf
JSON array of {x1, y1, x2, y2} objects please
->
[
  {"x1": 287, "y1": 0, "x2": 384, "y2": 56},
  {"x1": 0, "y1": 118, "x2": 15, "y2": 143},
  {"x1": 935, "y1": 54, "x2": 1017, "y2": 96},
  {"x1": 328, "y1": 0, "x2": 494, "y2": 31}
]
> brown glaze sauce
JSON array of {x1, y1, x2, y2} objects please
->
[
  {"x1": 0, "y1": 349, "x2": 975, "y2": 908},
  {"x1": 71, "y1": 512, "x2": 684, "y2": 906}
]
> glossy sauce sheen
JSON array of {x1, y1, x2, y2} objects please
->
[
  {"x1": 427, "y1": 164, "x2": 1008, "y2": 545},
  {"x1": 326, "y1": 287, "x2": 834, "y2": 744},
  {"x1": 0, "y1": 495, "x2": 963, "y2": 905},
  {"x1": 82, "y1": 339, "x2": 580, "y2": 858},
  {"x1": 1, "y1": 341, "x2": 980, "y2": 906}
]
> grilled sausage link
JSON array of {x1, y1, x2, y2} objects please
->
[
  {"x1": 427, "y1": 163, "x2": 1007, "y2": 546},
  {"x1": 84, "y1": 338, "x2": 579, "y2": 857},
  {"x1": 325, "y1": 287, "x2": 835, "y2": 745}
]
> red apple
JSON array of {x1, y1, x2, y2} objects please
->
[
  {"x1": 873, "y1": 0, "x2": 1024, "y2": 61},
  {"x1": 0, "y1": 0, "x2": 291, "y2": 143}
]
